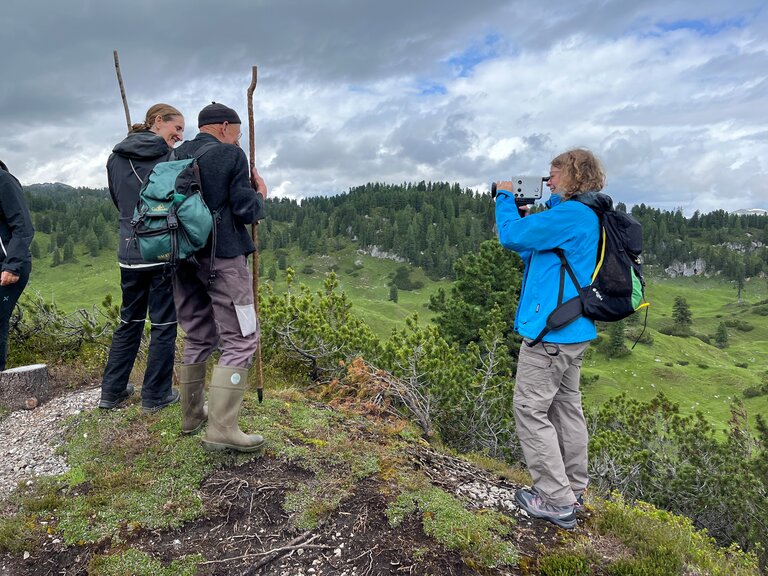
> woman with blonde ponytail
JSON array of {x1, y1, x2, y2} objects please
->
[{"x1": 98, "y1": 104, "x2": 186, "y2": 412}]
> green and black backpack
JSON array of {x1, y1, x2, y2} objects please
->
[
  {"x1": 129, "y1": 143, "x2": 217, "y2": 267},
  {"x1": 530, "y1": 193, "x2": 649, "y2": 346}
]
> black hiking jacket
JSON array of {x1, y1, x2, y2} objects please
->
[
  {"x1": 106, "y1": 131, "x2": 171, "y2": 266},
  {"x1": 0, "y1": 168, "x2": 34, "y2": 275},
  {"x1": 175, "y1": 133, "x2": 264, "y2": 258}
]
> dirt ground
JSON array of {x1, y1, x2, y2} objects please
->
[{"x1": 0, "y1": 449, "x2": 586, "y2": 576}]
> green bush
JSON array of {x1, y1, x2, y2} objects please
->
[
  {"x1": 593, "y1": 494, "x2": 759, "y2": 576},
  {"x1": 581, "y1": 373, "x2": 600, "y2": 387},
  {"x1": 8, "y1": 292, "x2": 117, "y2": 371},
  {"x1": 695, "y1": 333, "x2": 712, "y2": 344},
  {"x1": 589, "y1": 395, "x2": 768, "y2": 570},
  {"x1": 742, "y1": 386, "x2": 764, "y2": 399},
  {"x1": 658, "y1": 325, "x2": 691, "y2": 337},
  {"x1": 725, "y1": 319, "x2": 755, "y2": 332},
  {"x1": 625, "y1": 327, "x2": 653, "y2": 345}
]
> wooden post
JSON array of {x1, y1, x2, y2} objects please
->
[
  {"x1": 247, "y1": 65, "x2": 264, "y2": 403},
  {"x1": 113, "y1": 50, "x2": 131, "y2": 132}
]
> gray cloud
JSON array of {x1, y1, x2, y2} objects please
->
[{"x1": 1, "y1": 0, "x2": 767, "y2": 213}]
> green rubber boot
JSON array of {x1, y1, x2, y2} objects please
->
[
  {"x1": 177, "y1": 362, "x2": 208, "y2": 435},
  {"x1": 201, "y1": 364, "x2": 264, "y2": 453}
]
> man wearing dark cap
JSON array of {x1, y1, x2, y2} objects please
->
[
  {"x1": 0, "y1": 160, "x2": 34, "y2": 372},
  {"x1": 172, "y1": 102, "x2": 268, "y2": 453}
]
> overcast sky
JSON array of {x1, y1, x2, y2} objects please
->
[{"x1": 2, "y1": 0, "x2": 767, "y2": 214}]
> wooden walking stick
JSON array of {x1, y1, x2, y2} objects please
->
[
  {"x1": 247, "y1": 65, "x2": 265, "y2": 404},
  {"x1": 113, "y1": 50, "x2": 131, "y2": 132}
]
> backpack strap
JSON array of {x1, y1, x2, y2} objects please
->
[
  {"x1": 129, "y1": 148, "x2": 175, "y2": 186},
  {"x1": 528, "y1": 249, "x2": 585, "y2": 347},
  {"x1": 192, "y1": 141, "x2": 219, "y2": 160},
  {"x1": 128, "y1": 159, "x2": 143, "y2": 185}
]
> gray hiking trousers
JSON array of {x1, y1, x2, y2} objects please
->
[
  {"x1": 173, "y1": 254, "x2": 259, "y2": 369},
  {"x1": 513, "y1": 339, "x2": 590, "y2": 507}
]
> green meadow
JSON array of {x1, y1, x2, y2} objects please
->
[{"x1": 25, "y1": 240, "x2": 768, "y2": 431}]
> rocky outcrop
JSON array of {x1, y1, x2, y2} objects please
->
[{"x1": 664, "y1": 259, "x2": 707, "y2": 277}]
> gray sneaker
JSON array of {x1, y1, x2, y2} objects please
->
[{"x1": 515, "y1": 488, "x2": 577, "y2": 530}]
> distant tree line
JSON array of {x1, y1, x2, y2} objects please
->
[
  {"x1": 22, "y1": 182, "x2": 768, "y2": 281},
  {"x1": 259, "y1": 181, "x2": 496, "y2": 278},
  {"x1": 24, "y1": 184, "x2": 115, "y2": 266},
  {"x1": 631, "y1": 204, "x2": 768, "y2": 281}
]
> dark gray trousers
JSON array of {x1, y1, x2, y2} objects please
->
[{"x1": 173, "y1": 255, "x2": 259, "y2": 369}]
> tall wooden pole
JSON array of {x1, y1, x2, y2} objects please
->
[
  {"x1": 113, "y1": 50, "x2": 131, "y2": 131},
  {"x1": 247, "y1": 65, "x2": 264, "y2": 403}
]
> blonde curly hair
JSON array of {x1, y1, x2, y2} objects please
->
[{"x1": 551, "y1": 148, "x2": 605, "y2": 198}]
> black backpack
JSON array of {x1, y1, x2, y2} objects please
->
[{"x1": 530, "y1": 192, "x2": 649, "y2": 346}]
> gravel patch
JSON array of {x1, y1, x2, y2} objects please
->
[{"x1": 0, "y1": 387, "x2": 100, "y2": 499}]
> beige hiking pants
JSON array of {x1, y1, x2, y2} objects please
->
[{"x1": 513, "y1": 339, "x2": 590, "y2": 507}]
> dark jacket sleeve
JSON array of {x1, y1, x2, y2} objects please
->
[
  {"x1": 228, "y1": 148, "x2": 265, "y2": 225},
  {"x1": 0, "y1": 172, "x2": 34, "y2": 274},
  {"x1": 106, "y1": 154, "x2": 120, "y2": 209}
]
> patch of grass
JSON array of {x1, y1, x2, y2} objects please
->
[
  {"x1": 387, "y1": 474, "x2": 517, "y2": 569},
  {"x1": 249, "y1": 391, "x2": 384, "y2": 530},
  {"x1": 0, "y1": 515, "x2": 45, "y2": 553},
  {"x1": 283, "y1": 483, "x2": 344, "y2": 530},
  {"x1": 460, "y1": 452, "x2": 529, "y2": 485},
  {"x1": 3, "y1": 404, "x2": 239, "y2": 547},
  {"x1": 591, "y1": 494, "x2": 760, "y2": 576},
  {"x1": 538, "y1": 551, "x2": 591, "y2": 576},
  {"x1": 87, "y1": 549, "x2": 201, "y2": 576}
]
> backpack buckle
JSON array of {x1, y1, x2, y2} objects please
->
[{"x1": 167, "y1": 212, "x2": 178, "y2": 229}]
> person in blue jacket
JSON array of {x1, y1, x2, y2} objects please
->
[
  {"x1": 495, "y1": 148, "x2": 606, "y2": 529},
  {"x1": 0, "y1": 160, "x2": 34, "y2": 372}
]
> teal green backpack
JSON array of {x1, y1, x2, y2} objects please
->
[{"x1": 130, "y1": 143, "x2": 217, "y2": 265}]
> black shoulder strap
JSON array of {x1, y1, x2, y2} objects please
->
[
  {"x1": 528, "y1": 248, "x2": 584, "y2": 347},
  {"x1": 193, "y1": 141, "x2": 219, "y2": 160}
]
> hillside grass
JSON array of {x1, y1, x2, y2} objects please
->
[
  {"x1": 581, "y1": 276, "x2": 768, "y2": 431},
  {"x1": 26, "y1": 240, "x2": 442, "y2": 338},
  {"x1": 23, "y1": 241, "x2": 768, "y2": 432}
]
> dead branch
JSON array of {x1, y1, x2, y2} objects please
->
[{"x1": 241, "y1": 531, "x2": 328, "y2": 576}]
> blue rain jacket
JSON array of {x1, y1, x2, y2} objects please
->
[{"x1": 495, "y1": 191, "x2": 600, "y2": 343}]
